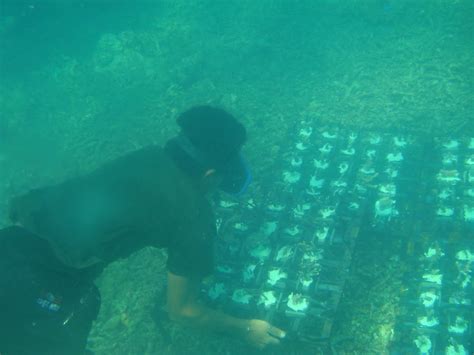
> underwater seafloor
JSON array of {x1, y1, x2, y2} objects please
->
[{"x1": 0, "y1": 1, "x2": 473, "y2": 354}]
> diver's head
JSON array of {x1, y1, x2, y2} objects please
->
[{"x1": 165, "y1": 105, "x2": 251, "y2": 195}]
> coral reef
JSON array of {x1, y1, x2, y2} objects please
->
[{"x1": 0, "y1": 1, "x2": 472, "y2": 353}]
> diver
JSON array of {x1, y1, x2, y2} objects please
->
[{"x1": 0, "y1": 106, "x2": 286, "y2": 354}]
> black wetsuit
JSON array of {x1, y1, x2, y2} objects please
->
[{"x1": 0, "y1": 146, "x2": 216, "y2": 355}]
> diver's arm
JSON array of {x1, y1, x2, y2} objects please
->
[{"x1": 166, "y1": 271, "x2": 285, "y2": 349}]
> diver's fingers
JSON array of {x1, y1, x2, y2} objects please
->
[
  {"x1": 268, "y1": 326, "x2": 286, "y2": 339},
  {"x1": 266, "y1": 336, "x2": 281, "y2": 346}
]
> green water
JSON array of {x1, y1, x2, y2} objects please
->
[{"x1": 1, "y1": 1, "x2": 473, "y2": 354}]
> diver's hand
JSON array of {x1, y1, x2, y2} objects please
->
[{"x1": 244, "y1": 319, "x2": 286, "y2": 349}]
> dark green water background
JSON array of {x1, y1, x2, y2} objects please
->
[{"x1": 1, "y1": 1, "x2": 473, "y2": 354}]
